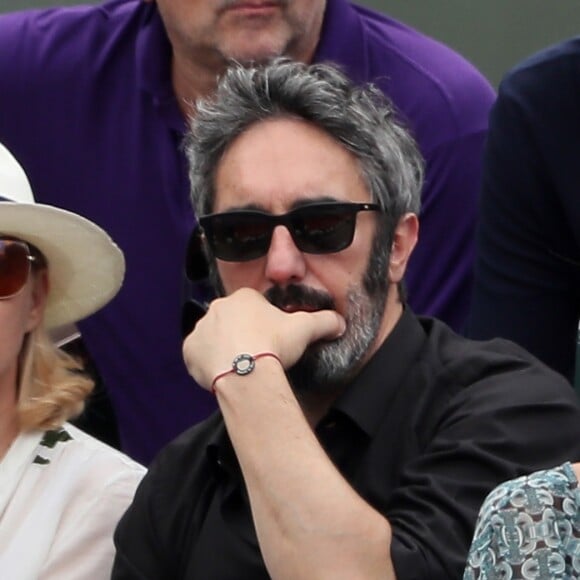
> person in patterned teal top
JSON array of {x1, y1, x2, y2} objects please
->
[{"x1": 464, "y1": 462, "x2": 580, "y2": 579}]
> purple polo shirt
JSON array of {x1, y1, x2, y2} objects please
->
[{"x1": 0, "y1": 0, "x2": 494, "y2": 464}]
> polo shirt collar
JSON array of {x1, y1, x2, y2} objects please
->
[
  {"x1": 331, "y1": 308, "x2": 427, "y2": 438},
  {"x1": 135, "y1": 0, "x2": 370, "y2": 131},
  {"x1": 314, "y1": 0, "x2": 370, "y2": 85},
  {"x1": 135, "y1": 0, "x2": 369, "y2": 88}
]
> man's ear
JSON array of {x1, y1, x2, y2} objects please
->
[
  {"x1": 389, "y1": 213, "x2": 419, "y2": 284},
  {"x1": 26, "y1": 270, "x2": 49, "y2": 333}
]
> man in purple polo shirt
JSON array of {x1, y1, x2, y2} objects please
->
[{"x1": 0, "y1": 0, "x2": 495, "y2": 465}]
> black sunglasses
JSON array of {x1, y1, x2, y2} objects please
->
[{"x1": 198, "y1": 201, "x2": 382, "y2": 262}]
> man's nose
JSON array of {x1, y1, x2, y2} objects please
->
[{"x1": 264, "y1": 225, "x2": 307, "y2": 286}]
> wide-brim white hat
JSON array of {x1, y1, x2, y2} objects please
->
[{"x1": 0, "y1": 142, "x2": 125, "y2": 329}]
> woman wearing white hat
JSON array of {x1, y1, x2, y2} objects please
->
[{"x1": 0, "y1": 142, "x2": 145, "y2": 579}]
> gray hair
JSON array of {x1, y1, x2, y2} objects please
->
[{"x1": 186, "y1": 57, "x2": 423, "y2": 237}]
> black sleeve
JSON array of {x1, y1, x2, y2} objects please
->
[
  {"x1": 112, "y1": 417, "x2": 221, "y2": 579},
  {"x1": 466, "y1": 60, "x2": 580, "y2": 381},
  {"x1": 387, "y1": 347, "x2": 580, "y2": 578}
]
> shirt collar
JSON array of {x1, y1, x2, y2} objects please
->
[
  {"x1": 136, "y1": 0, "x2": 369, "y2": 85},
  {"x1": 206, "y1": 419, "x2": 240, "y2": 480},
  {"x1": 135, "y1": 0, "x2": 370, "y2": 131},
  {"x1": 314, "y1": 0, "x2": 370, "y2": 85},
  {"x1": 331, "y1": 308, "x2": 427, "y2": 438},
  {"x1": 207, "y1": 308, "x2": 427, "y2": 472}
]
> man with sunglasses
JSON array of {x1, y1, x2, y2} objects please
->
[
  {"x1": 113, "y1": 60, "x2": 580, "y2": 580},
  {"x1": 0, "y1": 0, "x2": 494, "y2": 466}
]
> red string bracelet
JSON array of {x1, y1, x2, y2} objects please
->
[{"x1": 210, "y1": 352, "x2": 283, "y2": 394}]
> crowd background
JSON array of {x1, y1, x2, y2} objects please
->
[{"x1": 2, "y1": 0, "x2": 580, "y2": 88}]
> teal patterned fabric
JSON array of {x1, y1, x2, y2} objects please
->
[{"x1": 464, "y1": 463, "x2": 580, "y2": 579}]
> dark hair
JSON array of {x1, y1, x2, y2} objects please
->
[{"x1": 186, "y1": 58, "x2": 424, "y2": 241}]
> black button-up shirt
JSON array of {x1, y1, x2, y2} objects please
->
[{"x1": 113, "y1": 310, "x2": 580, "y2": 579}]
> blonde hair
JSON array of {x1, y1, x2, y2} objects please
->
[{"x1": 17, "y1": 324, "x2": 94, "y2": 431}]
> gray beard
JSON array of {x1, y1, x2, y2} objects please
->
[
  {"x1": 213, "y1": 221, "x2": 392, "y2": 395},
  {"x1": 284, "y1": 227, "x2": 391, "y2": 395},
  {"x1": 287, "y1": 282, "x2": 385, "y2": 394}
]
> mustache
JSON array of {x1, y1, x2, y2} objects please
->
[{"x1": 265, "y1": 284, "x2": 335, "y2": 311}]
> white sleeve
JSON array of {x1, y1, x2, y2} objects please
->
[{"x1": 40, "y1": 459, "x2": 145, "y2": 580}]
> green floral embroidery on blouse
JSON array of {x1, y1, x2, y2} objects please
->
[{"x1": 32, "y1": 428, "x2": 72, "y2": 465}]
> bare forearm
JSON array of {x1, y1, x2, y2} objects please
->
[
  {"x1": 182, "y1": 289, "x2": 393, "y2": 576},
  {"x1": 215, "y1": 362, "x2": 397, "y2": 580}
]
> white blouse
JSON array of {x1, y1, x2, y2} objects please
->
[{"x1": 0, "y1": 423, "x2": 146, "y2": 579}]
